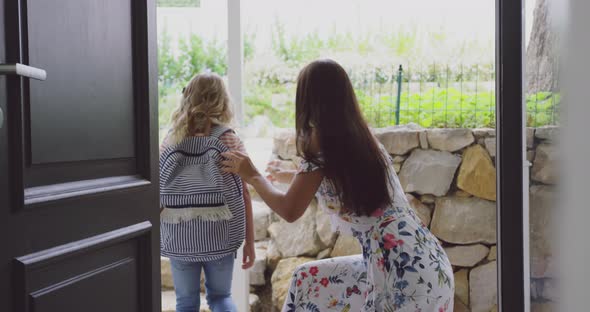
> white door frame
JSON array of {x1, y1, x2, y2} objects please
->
[
  {"x1": 228, "y1": 0, "x2": 245, "y2": 126},
  {"x1": 227, "y1": 0, "x2": 249, "y2": 311}
]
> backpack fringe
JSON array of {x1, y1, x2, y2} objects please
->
[{"x1": 160, "y1": 206, "x2": 233, "y2": 224}]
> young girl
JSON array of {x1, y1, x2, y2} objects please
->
[
  {"x1": 222, "y1": 59, "x2": 454, "y2": 311},
  {"x1": 160, "y1": 73, "x2": 255, "y2": 312}
]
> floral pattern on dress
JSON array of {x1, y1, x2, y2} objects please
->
[{"x1": 286, "y1": 148, "x2": 454, "y2": 312}]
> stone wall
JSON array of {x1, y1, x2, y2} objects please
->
[
  {"x1": 248, "y1": 125, "x2": 557, "y2": 312},
  {"x1": 528, "y1": 127, "x2": 558, "y2": 312}
]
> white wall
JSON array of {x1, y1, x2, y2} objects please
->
[{"x1": 559, "y1": 0, "x2": 589, "y2": 311}]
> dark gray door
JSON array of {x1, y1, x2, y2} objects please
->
[{"x1": 0, "y1": 1, "x2": 160, "y2": 311}]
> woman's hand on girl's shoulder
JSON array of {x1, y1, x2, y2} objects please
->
[{"x1": 220, "y1": 151, "x2": 261, "y2": 184}]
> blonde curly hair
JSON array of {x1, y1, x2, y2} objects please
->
[{"x1": 168, "y1": 73, "x2": 233, "y2": 144}]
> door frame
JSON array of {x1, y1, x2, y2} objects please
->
[
  {"x1": 227, "y1": 0, "x2": 249, "y2": 311},
  {"x1": 496, "y1": 0, "x2": 530, "y2": 310}
]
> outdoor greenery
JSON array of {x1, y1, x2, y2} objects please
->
[
  {"x1": 158, "y1": 28, "x2": 227, "y2": 98},
  {"x1": 157, "y1": 23, "x2": 559, "y2": 132},
  {"x1": 157, "y1": 0, "x2": 200, "y2": 7},
  {"x1": 526, "y1": 91, "x2": 561, "y2": 127}
]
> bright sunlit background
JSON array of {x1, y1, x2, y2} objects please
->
[{"x1": 157, "y1": 0, "x2": 541, "y2": 137}]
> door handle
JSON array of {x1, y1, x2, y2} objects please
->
[{"x1": 0, "y1": 63, "x2": 46, "y2": 81}]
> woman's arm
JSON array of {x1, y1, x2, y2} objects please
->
[
  {"x1": 222, "y1": 151, "x2": 323, "y2": 223},
  {"x1": 249, "y1": 170, "x2": 323, "y2": 222},
  {"x1": 266, "y1": 160, "x2": 297, "y2": 184}
]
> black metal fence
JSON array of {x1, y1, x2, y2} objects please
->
[{"x1": 347, "y1": 63, "x2": 559, "y2": 128}]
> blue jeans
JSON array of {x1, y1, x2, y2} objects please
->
[{"x1": 170, "y1": 254, "x2": 237, "y2": 312}]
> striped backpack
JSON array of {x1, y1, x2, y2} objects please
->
[{"x1": 159, "y1": 125, "x2": 245, "y2": 262}]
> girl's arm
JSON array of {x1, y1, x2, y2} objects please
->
[
  {"x1": 218, "y1": 131, "x2": 256, "y2": 269},
  {"x1": 242, "y1": 182, "x2": 255, "y2": 269},
  {"x1": 159, "y1": 131, "x2": 172, "y2": 214},
  {"x1": 222, "y1": 151, "x2": 324, "y2": 223}
]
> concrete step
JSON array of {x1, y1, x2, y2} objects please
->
[
  {"x1": 162, "y1": 290, "x2": 260, "y2": 312},
  {"x1": 162, "y1": 290, "x2": 210, "y2": 312}
]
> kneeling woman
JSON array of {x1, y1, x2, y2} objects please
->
[{"x1": 222, "y1": 59, "x2": 454, "y2": 312}]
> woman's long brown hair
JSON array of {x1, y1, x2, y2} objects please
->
[{"x1": 295, "y1": 59, "x2": 393, "y2": 216}]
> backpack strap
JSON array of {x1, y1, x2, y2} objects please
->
[{"x1": 209, "y1": 124, "x2": 233, "y2": 139}]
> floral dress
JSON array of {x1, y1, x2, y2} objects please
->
[{"x1": 282, "y1": 148, "x2": 454, "y2": 312}]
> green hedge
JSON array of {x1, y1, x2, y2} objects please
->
[
  {"x1": 157, "y1": 0, "x2": 200, "y2": 7},
  {"x1": 157, "y1": 29, "x2": 559, "y2": 130}
]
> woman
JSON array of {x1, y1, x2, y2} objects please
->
[{"x1": 222, "y1": 59, "x2": 454, "y2": 311}]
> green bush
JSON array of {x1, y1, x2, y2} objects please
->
[
  {"x1": 244, "y1": 32, "x2": 256, "y2": 62},
  {"x1": 157, "y1": 28, "x2": 229, "y2": 130},
  {"x1": 157, "y1": 0, "x2": 200, "y2": 8},
  {"x1": 244, "y1": 83, "x2": 297, "y2": 128},
  {"x1": 244, "y1": 84, "x2": 558, "y2": 129},
  {"x1": 271, "y1": 20, "x2": 325, "y2": 65},
  {"x1": 158, "y1": 28, "x2": 558, "y2": 132},
  {"x1": 526, "y1": 92, "x2": 561, "y2": 127},
  {"x1": 178, "y1": 35, "x2": 227, "y2": 78},
  {"x1": 158, "y1": 29, "x2": 228, "y2": 93},
  {"x1": 358, "y1": 88, "x2": 497, "y2": 128},
  {"x1": 158, "y1": 28, "x2": 183, "y2": 98}
]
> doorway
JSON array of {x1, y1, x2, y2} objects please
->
[{"x1": 156, "y1": 0, "x2": 537, "y2": 311}]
